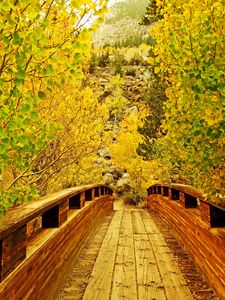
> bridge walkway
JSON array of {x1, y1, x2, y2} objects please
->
[
  {"x1": 56, "y1": 199, "x2": 200, "y2": 300},
  {"x1": 56, "y1": 200, "x2": 218, "y2": 300}
]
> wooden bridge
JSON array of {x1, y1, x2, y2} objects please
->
[{"x1": 0, "y1": 183, "x2": 225, "y2": 299}]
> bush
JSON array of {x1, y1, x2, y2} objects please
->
[
  {"x1": 89, "y1": 53, "x2": 98, "y2": 74},
  {"x1": 129, "y1": 53, "x2": 144, "y2": 65},
  {"x1": 123, "y1": 190, "x2": 147, "y2": 205},
  {"x1": 125, "y1": 67, "x2": 136, "y2": 76},
  {"x1": 114, "y1": 63, "x2": 123, "y2": 75},
  {"x1": 98, "y1": 50, "x2": 110, "y2": 67}
]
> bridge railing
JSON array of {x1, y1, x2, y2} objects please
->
[
  {"x1": 147, "y1": 183, "x2": 225, "y2": 300},
  {"x1": 147, "y1": 183, "x2": 225, "y2": 228},
  {"x1": 0, "y1": 184, "x2": 113, "y2": 284}
]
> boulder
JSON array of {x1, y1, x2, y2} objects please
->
[
  {"x1": 116, "y1": 173, "x2": 131, "y2": 193},
  {"x1": 103, "y1": 173, "x2": 114, "y2": 184},
  {"x1": 98, "y1": 148, "x2": 111, "y2": 160}
]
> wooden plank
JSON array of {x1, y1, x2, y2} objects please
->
[
  {"x1": 134, "y1": 237, "x2": 167, "y2": 300},
  {"x1": 133, "y1": 210, "x2": 166, "y2": 300},
  {"x1": 82, "y1": 211, "x2": 123, "y2": 300},
  {"x1": 111, "y1": 210, "x2": 137, "y2": 300},
  {"x1": 131, "y1": 209, "x2": 146, "y2": 234},
  {"x1": 141, "y1": 210, "x2": 161, "y2": 234},
  {"x1": 143, "y1": 210, "x2": 193, "y2": 300},
  {"x1": 56, "y1": 214, "x2": 113, "y2": 300}
]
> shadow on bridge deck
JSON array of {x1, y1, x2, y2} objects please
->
[{"x1": 56, "y1": 199, "x2": 218, "y2": 300}]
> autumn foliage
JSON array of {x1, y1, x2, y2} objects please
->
[
  {"x1": 148, "y1": 0, "x2": 225, "y2": 202},
  {"x1": 0, "y1": 0, "x2": 108, "y2": 216}
]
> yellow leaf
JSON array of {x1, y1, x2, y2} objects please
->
[
  {"x1": 147, "y1": 57, "x2": 154, "y2": 64},
  {"x1": 154, "y1": 66, "x2": 160, "y2": 74}
]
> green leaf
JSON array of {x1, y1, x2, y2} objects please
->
[
  {"x1": 0, "y1": 2, "x2": 11, "y2": 11},
  {"x1": 38, "y1": 91, "x2": 46, "y2": 99},
  {"x1": 14, "y1": 78, "x2": 24, "y2": 86},
  {"x1": 42, "y1": 18, "x2": 50, "y2": 28},
  {"x1": 30, "y1": 111, "x2": 39, "y2": 120},
  {"x1": 21, "y1": 103, "x2": 31, "y2": 113},
  {"x1": 44, "y1": 64, "x2": 55, "y2": 76},
  {"x1": 0, "y1": 142, "x2": 7, "y2": 155},
  {"x1": 12, "y1": 32, "x2": 22, "y2": 45},
  {"x1": 17, "y1": 69, "x2": 26, "y2": 79},
  {"x1": 0, "y1": 127, "x2": 7, "y2": 139},
  {"x1": 74, "y1": 53, "x2": 81, "y2": 61}
]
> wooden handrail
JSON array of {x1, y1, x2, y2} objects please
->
[
  {"x1": 147, "y1": 183, "x2": 225, "y2": 214},
  {"x1": 0, "y1": 184, "x2": 113, "y2": 283},
  {"x1": 148, "y1": 183, "x2": 204, "y2": 200}
]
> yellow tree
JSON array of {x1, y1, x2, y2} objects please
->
[
  {"x1": 37, "y1": 82, "x2": 109, "y2": 195},
  {"x1": 104, "y1": 75, "x2": 128, "y2": 122},
  {"x1": 0, "y1": 0, "x2": 108, "y2": 216},
  {"x1": 110, "y1": 107, "x2": 158, "y2": 201},
  {"x1": 149, "y1": 0, "x2": 225, "y2": 202}
]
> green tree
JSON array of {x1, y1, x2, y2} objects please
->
[
  {"x1": 138, "y1": 78, "x2": 166, "y2": 159},
  {"x1": 149, "y1": 0, "x2": 225, "y2": 202},
  {"x1": 0, "y1": 0, "x2": 107, "y2": 217},
  {"x1": 140, "y1": 0, "x2": 162, "y2": 25}
]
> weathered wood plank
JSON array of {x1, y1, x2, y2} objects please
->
[
  {"x1": 1, "y1": 225, "x2": 27, "y2": 282},
  {"x1": 143, "y1": 210, "x2": 193, "y2": 300},
  {"x1": 82, "y1": 211, "x2": 122, "y2": 300},
  {"x1": 131, "y1": 209, "x2": 167, "y2": 299},
  {"x1": 131, "y1": 210, "x2": 146, "y2": 234},
  {"x1": 111, "y1": 210, "x2": 137, "y2": 300},
  {"x1": 134, "y1": 237, "x2": 167, "y2": 300}
]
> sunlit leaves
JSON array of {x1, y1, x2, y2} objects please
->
[
  {"x1": 0, "y1": 0, "x2": 108, "y2": 216},
  {"x1": 149, "y1": 0, "x2": 225, "y2": 202},
  {"x1": 110, "y1": 108, "x2": 154, "y2": 193}
]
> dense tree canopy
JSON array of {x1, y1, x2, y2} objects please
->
[
  {"x1": 146, "y1": 0, "x2": 225, "y2": 202},
  {"x1": 0, "y1": 0, "x2": 108, "y2": 216}
]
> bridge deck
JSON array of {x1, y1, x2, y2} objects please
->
[
  {"x1": 57, "y1": 201, "x2": 196, "y2": 300},
  {"x1": 84, "y1": 209, "x2": 192, "y2": 300}
]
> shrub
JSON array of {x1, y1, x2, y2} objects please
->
[{"x1": 125, "y1": 67, "x2": 136, "y2": 76}]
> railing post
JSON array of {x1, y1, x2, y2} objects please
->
[
  {"x1": 81, "y1": 191, "x2": 85, "y2": 206},
  {"x1": 200, "y1": 200, "x2": 225, "y2": 228},
  {"x1": 100, "y1": 187, "x2": 104, "y2": 195},
  {"x1": 95, "y1": 187, "x2": 99, "y2": 198},
  {"x1": 85, "y1": 189, "x2": 92, "y2": 201},
  {"x1": 180, "y1": 192, "x2": 185, "y2": 207},
  {"x1": 180, "y1": 193, "x2": 198, "y2": 209},
  {"x1": 171, "y1": 188, "x2": 180, "y2": 201},
  {"x1": 42, "y1": 206, "x2": 60, "y2": 228},
  {"x1": 92, "y1": 188, "x2": 95, "y2": 200},
  {"x1": 0, "y1": 226, "x2": 26, "y2": 282},
  {"x1": 59, "y1": 199, "x2": 69, "y2": 226},
  {"x1": 42, "y1": 199, "x2": 70, "y2": 228}
]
